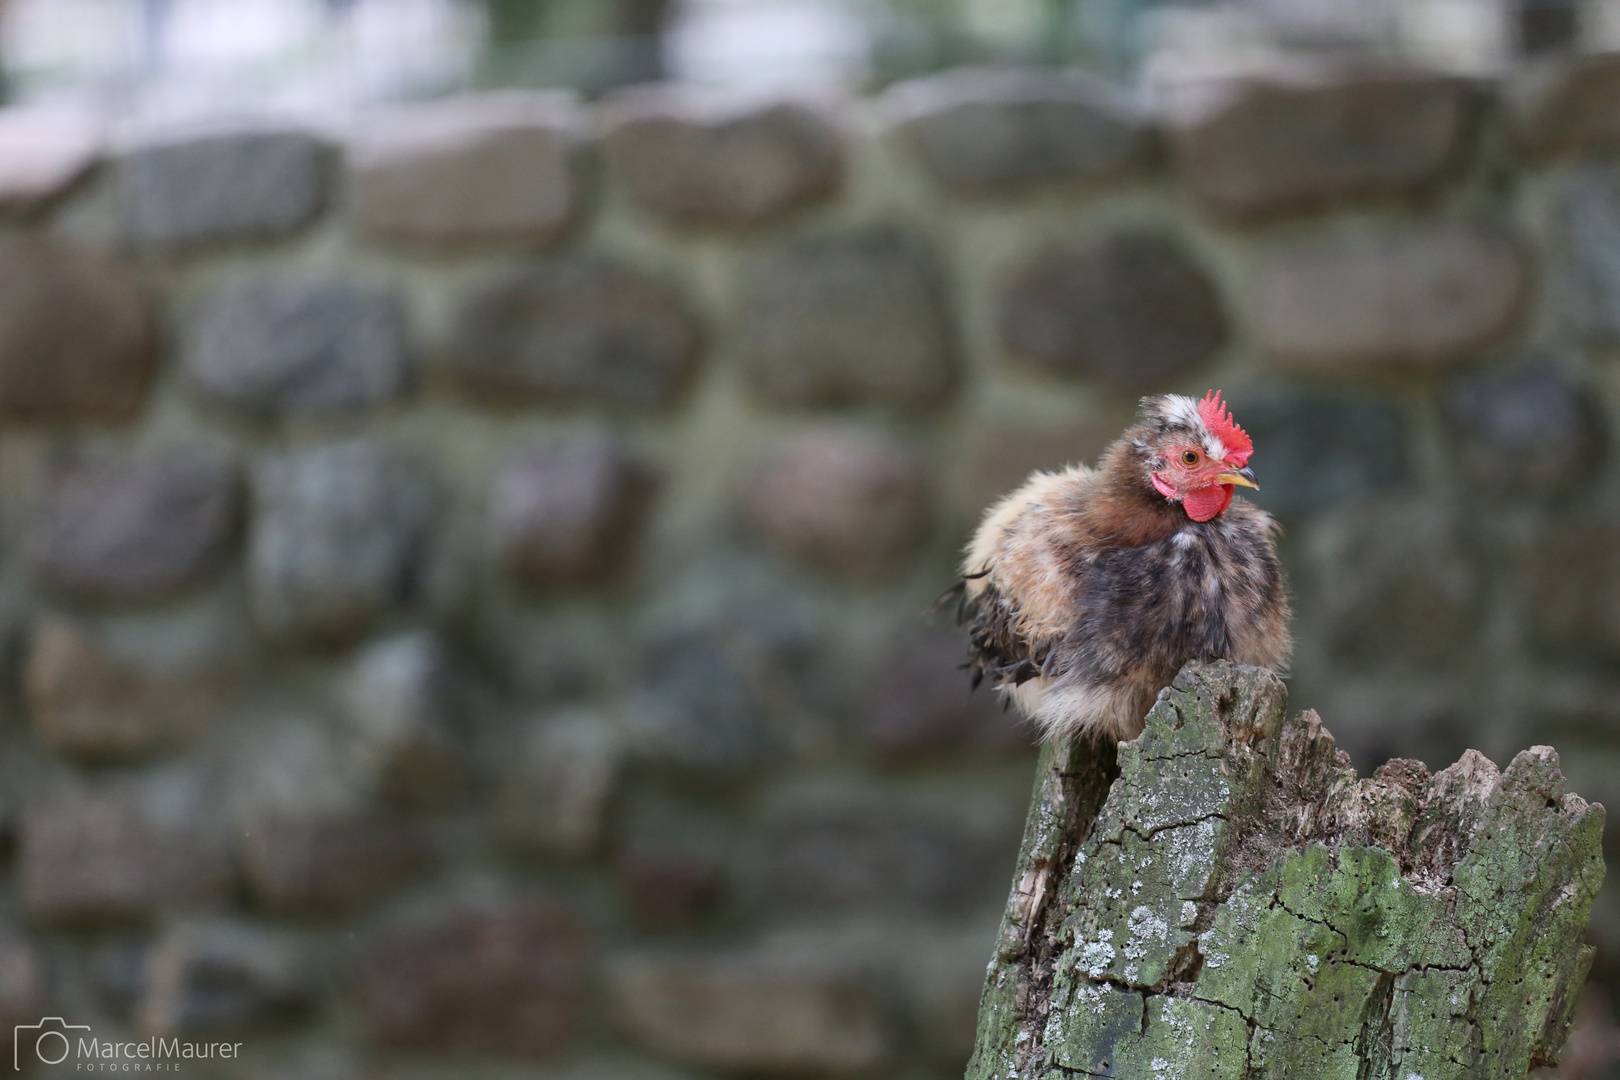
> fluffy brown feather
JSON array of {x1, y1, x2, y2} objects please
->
[{"x1": 959, "y1": 393, "x2": 1290, "y2": 741}]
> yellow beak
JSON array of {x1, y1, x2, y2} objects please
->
[{"x1": 1216, "y1": 467, "x2": 1259, "y2": 490}]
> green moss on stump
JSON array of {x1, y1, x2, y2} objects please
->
[{"x1": 968, "y1": 660, "x2": 1605, "y2": 1080}]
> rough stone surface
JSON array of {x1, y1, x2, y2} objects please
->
[
  {"x1": 33, "y1": 449, "x2": 237, "y2": 602},
  {"x1": 450, "y1": 257, "x2": 698, "y2": 409},
  {"x1": 490, "y1": 432, "x2": 656, "y2": 590},
  {"x1": 888, "y1": 66, "x2": 1150, "y2": 196},
  {"x1": 336, "y1": 632, "x2": 466, "y2": 804},
  {"x1": 1304, "y1": 504, "x2": 1482, "y2": 667},
  {"x1": 0, "y1": 237, "x2": 155, "y2": 422},
  {"x1": 862, "y1": 629, "x2": 1032, "y2": 759},
  {"x1": 119, "y1": 130, "x2": 329, "y2": 250},
  {"x1": 136, "y1": 921, "x2": 312, "y2": 1036},
  {"x1": 1249, "y1": 222, "x2": 1530, "y2": 371},
  {"x1": 1169, "y1": 73, "x2": 1474, "y2": 217},
  {"x1": 602, "y1": 88, "x2": 841, "y2": 226},
  {"x1": 24, "y1": 620, "x2": 220, "y2": 762},
  {"x1": 1444, "y1": 361, "x2": 1600, "y2": 497},
  {"x1": 360, "y1": 905, "x2": 590, "y2": 1058},
  {"x1": 608, "y1": 949, "x2": 895, "y2": 1074},
  {"x1": 743, "y1": 427, "x2": 929, "y2": 579},
  {"x1": 1515, "y1": 52, "x2": 1620, "y2": 157},
  {"x1": 628, "y1": 622, "x2": 824, "y2": 776},
  {"x1": 969, "y1": 661, "x2": 1604, "y2": 1079},
  {"x1": 240, "y1": 810, "x2": 428, "y2": 915},
  {"x1": 736, "y1": 226, "x2": 955, "y2": 409},
  {"x1": 497, "y1": 710, "x2": 622, "y2": 857},
  {"x1": 184, "y1": 276, "x2": 409, "y2": 419},
  {"x1": 1526, "y1": 516, "x2": 1620, "y2": 663},
  {"x1": 1560, "y1": 164, "x2": 1620, "y2": 341},
  {"x1": 1234, "y1": 389, "x2": 1411, "y2": 517},
  {"x1": 248, "y1": 441, "x2": 435, "y2": 644},
  {"x1": 999, "y1": 230, "x2": 1227, "y2": 389},
  {"x1": 351, "y1": 91, "x2": 584, "y2": 248},
  {"x1": 756, "y1": 801, "x2": 1001, "y2": 917},
  {"x1": 19, "y1": 777, "x2": 234, "y2": 923}
]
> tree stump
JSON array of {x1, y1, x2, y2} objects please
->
[{"x1": 968, "y1": 661, "x2": 1605, "y2": 1079}]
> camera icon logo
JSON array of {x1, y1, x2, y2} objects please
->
[{"x1": 13, "y1": 1018, "x2": 89, "y2": 1072}]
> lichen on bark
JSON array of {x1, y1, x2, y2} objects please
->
[{"x1": 968, "y1": 660, "x2": 1605, "y2": 1080}]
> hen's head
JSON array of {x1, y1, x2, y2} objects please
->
[{"x1": 1131, "y1": 391, "x2": 1258, "y2": 522}]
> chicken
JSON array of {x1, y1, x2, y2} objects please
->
[{"x1": 958, "y1": 391, "x2": 1290, "y2": 742}]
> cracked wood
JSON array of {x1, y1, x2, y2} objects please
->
[{"x1": 967, "y1": 660, "x2": 1605, "y2": 1080}]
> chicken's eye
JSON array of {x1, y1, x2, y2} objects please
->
[{"x1": 1181, "y1": 451, "x2": 1200, "y2": 466}]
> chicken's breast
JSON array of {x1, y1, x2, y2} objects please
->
[{"x1": 959, "y1": 468, "x2": 1289, "y2": 741}]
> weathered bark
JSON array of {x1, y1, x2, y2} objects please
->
[{"x1": 969, "y1": 660, "x2": 1605, "y2": 1079}]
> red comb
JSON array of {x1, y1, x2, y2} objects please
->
[{"x1": 1198, "y1": 390, "x2": 1253, "y2": 466}]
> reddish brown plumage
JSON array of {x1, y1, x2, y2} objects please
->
[{"x1": 958, "y1": 392, "x2": 1290, "y2": 741}]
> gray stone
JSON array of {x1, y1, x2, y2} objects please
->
[
  {"x1": 360, "y1": 905, "x2": 590, "y2": 1058},
  {"x1": 351, "y1": 91, "x2": 584, "y2": 249},
  {"x1": 1249, "y1": 222, "x2": 1529, "y2": 371},
  {"x1": 1169, "y1": 73, "x2": 1474, "y2": 218},
  {"x1": 450, "y1": 257, "x2": 699, "y2": 409},
  {"x1": 1234, "y1": 389, "x2": 1410, "y2": 517},
  {"x1": 756, "y1": 801, "x2": 1001, "y2": 917},
  {"x1": 248, "y1": 441, "x2": 436, "y2": 644},
  {"x1": 1526, "y1": 516, "x2": 1620, "y2": 663},
  {"x1": 136, "y1": 921, "x2": 312, "y2": 1037},
  {"x1": 33, "y1": 449, "x2": 237, "y2": 602},
  {"x1": 496, "y1": 710, "x2": 622, "y2": 858},
  {"x1": 863, "y1": 630, "x2": 1032, "y2": 760},
  {"x1": 1513, "y1": 52, "x2": 1620, "y2": 157},
  {"x1": 999, "y1": 230, "x2": 1227, "y2": 389},
  {"x1": 1303, "y1": 504, "x2": 1482, "y2": 668},
  {"x1": 888, "y1": 66, "x2": 1150, "y2": 196},
  {"x1": 490, "y1": 432, "x2": 657, "y2": 590},
  {"x1": 607, "y1": 948, "x2": 895, "y2": 1073},
  {"x1": 743, "y1": 426, "x2": 930, "y2": 579},
  {"x1": 184, "y1": 276, "x2": 409, "y2": 419},
  {"x1": 336, "y1": 632, "x2": 465, "y2": 804},
  {"x1": 1444, "y1": 362, "x2": 1600, "y2": 497},
  {"x1": 1559, "y1": 165, "x2": 1620, "y2": 341},
  {"x1": 19, "y1": 775, "x2": 234, "y2": 923},
  {"x1": 602, "y1": 87, "x2": 841, "y2": 226},
  {"x1": 240, "y1": 810, "x2": 429, "y2": 914},
  {"x1": 0, "y1": 237, "x2": 155, "y2": 422},
  {"x1": 736, "y1": 226, "x2": 955, "y2": 409},
  {"x1": 232, "y1": 719, "x2": 430, "y2": 913},
  {"x1": 629, "y1": 622, "x2": 824, "y2": 776},
  {"x1": 119, "y1": 130, "x2": 329, "y2": 251},
  {"x1": 23, "y1": 620, "x2": 220, "y2": 762}
]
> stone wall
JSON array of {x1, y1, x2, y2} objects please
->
[{"x1": 0, "y1": 54, "x2": 1618, "y2": 1078}]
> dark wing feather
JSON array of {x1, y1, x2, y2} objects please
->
[{"x1": 956, "y1": 580, "x2": 1046, "y2": 689}]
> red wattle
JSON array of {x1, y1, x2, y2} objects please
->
[{"x1": 1183, "y1": 484, "x2": 1234, "y2": 522}]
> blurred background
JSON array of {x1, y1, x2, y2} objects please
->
[{"x1": 0, "y1": 0, "x2": 1618, "y2": 1077}]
